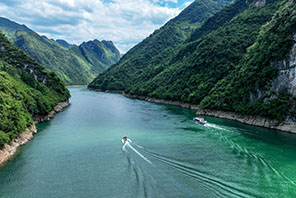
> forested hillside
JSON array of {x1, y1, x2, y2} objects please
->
[
  {"x1": 0, "y1": 33, "x2": 70, "y2": 147},
  {"x1": 0, "y1": 17, "x2": 120, "y2": 85},
  {"x1": 125, "y1": 0, "x2": 282, "y2": 101},
  {"x1": 89, "y1": 0, "x2": 234, "y2": 90},
  {"x1": 201, "y1": 0, "x2": 296, "y2": 121},
  {"x1": 89, "y1": 0, "x2": 296, "y2": 122}
]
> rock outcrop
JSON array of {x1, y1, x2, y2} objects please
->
[
  {"x1": 271, "y1": 33, "x2": 296, "y2": 96},
  {"x1": 249, "y1": 0, "x2": 266, "y2": 7},
  {"x1": 0, "y1": 125, "x2": 37, "y2": 167},
  {"x1": 0, "y1": 101, "x2": 70, "y2": 167},
  {"x1": 33, "y1": 101, "x2": 70, "y2": 123}
]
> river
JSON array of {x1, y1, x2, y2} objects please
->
[{"x1": 0, "y1": 87, "x2": 296, "y2": 197}]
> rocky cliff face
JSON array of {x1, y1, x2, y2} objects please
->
[
  {"x1": 0, "y1": 125, "x2": 36, "y2": 167},
  {"x1": 33, "y1": 101, "x2": 70, "y2": 123},
  {"x1": 271, "y1": 33, "x2": 296, "y2": 96},
  {"x1": 249, "y1": 0, "x2": 266, "y2": 7}
]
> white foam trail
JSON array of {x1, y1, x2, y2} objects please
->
[
  {"x1": 135, "y1": 144, "x2": 144, "y2": 149},
  {"x1": 122, "y1": 142, "x2": 128, "y2": 151},
  {"x1": 123, "y1": 142, "x2": 152, "y2": 164},
  {"x1": 206, "y1": 123, "x2": 227, "y2": 131}
]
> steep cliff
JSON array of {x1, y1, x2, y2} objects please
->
[{"x1": 271, "y1": 33, "x2": 296, "y2": 97}]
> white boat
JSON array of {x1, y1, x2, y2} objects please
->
[
  {"x1": 122, "y1": 136, "x2": 132, "y2": 144},
  {"x1": 193, "y1": 117, "x2": 208, "y2": 125}
]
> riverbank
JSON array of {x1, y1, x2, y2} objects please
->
[
  {"x1": 66, "y1": 85, "x2": 87, "y2": 88},
  {"x1": 124, "y1": 93, "x2": 200, "y2": 110},
  {"x1": 196, "y1": 108, "x2": 296, "y2": 133},
  {"x1": 90, "y1": 88, "x2": 296, "y2": 133},
  {"x1": 0, "y1": 101, "x2": 70, "y2": 167},
  {"x1": 125, "y1": 93, "x2": 296, "y2": 133}
]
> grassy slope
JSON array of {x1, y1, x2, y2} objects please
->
[
  {"x1": 0, "y1": 33, "x2": 70, "y2": 146},
  {"x1": 88, "y1": 0, "x2": 234, "y2": 90}
]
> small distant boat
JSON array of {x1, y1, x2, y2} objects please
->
[
  {"x1": 193, "y1": 117, "x2": 208, "y2": 125},
  {"x1": 122, "y1": 136, "x2": 132, "y2": 144}
]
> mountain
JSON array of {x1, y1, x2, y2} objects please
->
[
  {"x1": 88, "y1": 0, "x2": 234, "y2": 90},
  {"x1": 124, "y1": 0, "x2": 281, "y2": 101},
  {"x1": 201, "y1": 0, "x2": 296, "y2": 121},
  {"x1": 89, "y1": 0, "x2": 296, "y2": 122},
  {"x1": 56, "y1": 39, "x2": 72, "y2": 48},
  {"x1": 0, "y1": 17, "x2": 120, "y2": 85},
  {"x1": 79, "y1": 40, "x2": 120, "y2": 70},
  {"x1": 0, "y1": 33, "x2": 70, "y2": 147}
]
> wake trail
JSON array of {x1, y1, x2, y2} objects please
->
[
  {"x1": 204, "y1": 124, "x2": 296, "y2": 187},
  {"x1": 205, "y1": 123, "x2": 228, "y2": 131},
  {"x1": 135, "y1": 144, "x2": 144, "y2": 149},
  {"x1": 127, "y1": 142, "x2": 194, "y2": 196},
  {"x1": 139, "y1": 148, "x2": 260, "y2": 198},
  {"x1": 123, "y1": 142, "x2": 152, "y2": 164}
]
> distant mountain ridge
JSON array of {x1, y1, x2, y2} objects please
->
[
  {"x1": 0, "y1": 17, "x2": 120, "y2": 85},
  {"x1": 56, "y1": 39, "x2": 72, "y2": 48}
]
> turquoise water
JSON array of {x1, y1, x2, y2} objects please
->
[{"x1": 1, "y1": 87, "x2": 296, "y2": 197}]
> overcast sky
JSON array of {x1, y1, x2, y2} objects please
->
[{"x1": 0, "y1": 0, "x2": 194, "y2": 53}]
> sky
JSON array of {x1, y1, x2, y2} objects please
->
[{"x1": 0, "y1": 0, "x2": 194, "y2": 53}]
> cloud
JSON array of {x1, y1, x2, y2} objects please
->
[{"x1": 0, "y1": 0, "x2": 193, "y2": 53}]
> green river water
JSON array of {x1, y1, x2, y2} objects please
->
[{"x1": 0, "y1": 87, "x2": 296, "y2": 197}]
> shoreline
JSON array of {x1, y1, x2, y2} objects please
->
[
  {"x1": 90, "y1": 88, "x2": 296, "y2": 134},
  {"x1": 123, "y1": 93, "x2": 200, "y2": 110},
  {"x1": 66, "y1": 85, "x2": 87, "y2": 87},
  {"x1": 196, "y1": 108, "x2": 296, "y2": 133},
  {"x1": 0, "y1": 101, "x2": 70, "y2": 167}
]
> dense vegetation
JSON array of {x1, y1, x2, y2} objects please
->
[
  {"x1": 0, "y1": 33, "x2": 70, "y2": 147},
  {"x1": 89, "y1": 0, "x2": 296, "y2": 121},
  {"x1": 127, "y1": 0, "x2": 282, "y2": 100},
  {"x1": 0, "y1": 17, "x2": 120, "y2": 85},
  {"x1": 201, "y1": 0, "x2": 296, "y2": 121},
  {"x1": 188, "y1": 0, "x2": 247, "y2": 42},
  {"x1": 89, "y1": 0, "x2": 234, "y2": 90}
]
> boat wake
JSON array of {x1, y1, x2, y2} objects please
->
[
  {"x1": 123, "y1": 141, "x2": 152, "y2": 164},
  {"x1": 205, "y1": 123, "x2": 227, "y2": 131},
  {"x1": 193, "y1": 120, "x2": 227, "y2": 131},
  {"x1": 138, "y1": 147, "x2": 258, "y2": 198},
  {"x1": 123, "y1": 141, "x2": 194, "y2": 196},
  {"x1": 204, "y1": 124, "x2": 296, "y2": 189},
  {"x1": 123, "y1": 136, "x2": 296, "y2": 197}
]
